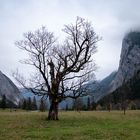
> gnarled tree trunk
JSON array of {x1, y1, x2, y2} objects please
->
[
  {"x1": 15, "y1": 17, "x2": 99, "y2": 121},
  {"x1": 48, "y1": 100, "x2": 59, "y2": 120}
]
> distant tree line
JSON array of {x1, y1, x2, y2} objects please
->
[
  {"x1": 65, "y1": 97, "x2": 97, "y2": 111},
  {"x1": 20, "y1": 97, "x2": 48, "y2": 111},
  {"x1": 21, "y1": 96, "x2": 37, "y2": 110},
  {"x1": 0, "y1": 95, "x2": 48, "y2": 112},
  {"x1": 96, "y1": 70, "x2": 140, "y2": 112},
  {"x1": 1, "y1": 69, "x2": 140, "y2": 112}
]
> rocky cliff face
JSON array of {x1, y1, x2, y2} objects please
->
[
  {"x1": 0, "y1": 71, "x2": 23, "y2": 105},
  {"x1": 110, "y1": 32, "x2": 140, "y2": 93},
  {"x1": 84, "y1": 32, "x2": 140, "y2": 102}
]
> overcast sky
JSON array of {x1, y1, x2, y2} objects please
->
[{"x1": 0, "y1": 0, "x2": 140, "y2": 82}]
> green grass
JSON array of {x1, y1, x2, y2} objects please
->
[{"x1": 0, "y1": 110, "x2": 140, "y2": 140}]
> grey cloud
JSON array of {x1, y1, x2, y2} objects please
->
[{"x1": 0, "y1": 0, "x2": 140, "y2": 81}]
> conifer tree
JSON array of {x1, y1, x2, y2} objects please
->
[
  {"x1": 1, "y1": 95, "x2": 6, "y2": 109},
  {"x1": 87, "y1": 97, "x2": 91, "y2": 110},
  {"x1": 26, "y1": 97, "x2": 32, "y2": 110},
  {"x1": 22, "y1": 99, "x2": 27, "y2": 110},
  {"x1": 32, "y1": 96, "x2": 37, "y2": 110},
  {"x1": 65, "y1": 103, "x2": 68, "y2": 111},
  {"x1": 39, "y1": 99, "x2": 46, "y2": 112}
]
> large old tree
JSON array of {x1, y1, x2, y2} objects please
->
[{"x1": 15, "y1": 17, "x2": 100, "y2": 120}]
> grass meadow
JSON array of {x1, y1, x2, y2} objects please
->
[{"x1": 0, "y1": 110, "x2": 140, "y2": 140}]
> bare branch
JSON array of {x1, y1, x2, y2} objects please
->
[{"x1": 14, "y1": 17, "x2": 100, "y2": 116}]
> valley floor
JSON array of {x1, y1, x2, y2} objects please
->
[{"x1": 0, "y1": 110, "x2": 140, "y2": 140}]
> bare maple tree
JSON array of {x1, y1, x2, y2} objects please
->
[{"x1": 14, "y1": 17, "x2": 100, "y2": 120}]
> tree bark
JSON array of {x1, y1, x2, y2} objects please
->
[{"x1": 48, "y1": 101, "x2": 59, "y2": 120}]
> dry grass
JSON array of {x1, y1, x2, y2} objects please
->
[{"x1": 0, "y1": 110, "x2": 140, "y2": 140}]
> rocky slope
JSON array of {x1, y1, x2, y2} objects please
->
[
  {"x1": 84, "y1": 31, "x2": 140, "y2": 102},
  {"x1": 0, "y1": 71, "x2": 23, "y2": 106},
  {"x1": 110, "y1": 32, "x2": 140, "y2": 93},
  {"x1": 84, "y1": 71, "x2": 117, "y2": 102},
  {"x1": 95, "y1": 71, "x2": 117, "y2": 101}
]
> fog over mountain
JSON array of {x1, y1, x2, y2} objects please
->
[
  {"x1": 110, "y1": 32, "x2": 140, "y2": 93},
  {"x1": 1, "y1": 31, "x2": 139, "y2": 108},
  {"x1": 0, "y1": 0, "x2": 140, "y2": 107},
  {"x1": 85, "y1": 31, "x2": 140, "y2": 102},
  {"x1": 1, "y1": 0, "x2": 140, "y2": 82}
]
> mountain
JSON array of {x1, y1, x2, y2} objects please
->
[
  {"x1": 0, "y1": 71, "x2": 23, "y2": 106},
  {"x1": 84, "y1": 31, "x2": 140, "y2": 102},
  {"x1": 95, "y1": 71, "x2": 117, "y2": 101},
  {"x1": 128, "y1": 70, "x2": 140, "y2": 99},
  {"x1": 109, "y1": 32, "x2": 140, "y2": 93},
  {"x1": 20, "y1": 88, "x2": 73, "y2": 109},
  {"x1": 84, "y1": 71, "x2": 117, "y2": 102},
  {"x1": 19, "y1": 31, "x2": 140, "y2": 106},
  {"x1": 20, "y1": 88, "x2": 39, "y2": 99}
]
